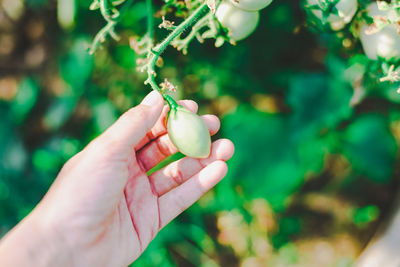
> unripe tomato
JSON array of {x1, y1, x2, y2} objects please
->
[
  {"x1": 230, "y1": 0, "x2": 273, "y2": 12},
  {"x1": 307, "y1": 0, "x2": 357, "y2": 30},
  {"x1": 167, "y1": 106, "x2": 211, "y2": 159},
  {"x1": 58, "y1": 0, "x2": 76, "y2": 30},
  {"x1": 359, "y1": 3, "x2": 400, "y2": 60},
  {"x1": 215, "y1": 2, "x2": 259, "y2": 41}
]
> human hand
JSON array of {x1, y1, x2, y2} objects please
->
[{"x1": 0, "y1": 91, "x2": 234, "y2": 267}]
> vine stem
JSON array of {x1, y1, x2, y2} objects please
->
[
  {"x1": 89, "y1": 0, "x2": 134, "y2": 54},
  {"x1": 144, "y1": 2, "x2": 209, "y2": 108},
  {"x1": 146, "y1": 0, "x2": 154, "y2": 41},
  {"x1": 172, "y1": 12, "x2": 212, "y2": 54}
]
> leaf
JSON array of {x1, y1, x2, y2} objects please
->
[
  {"x1": 222, "y1": 106, "x2": 306, "y2": 211},
  {"x1": 44, "y1": 38, "x2": 93, "y2": 131},
  {"x1": 353, "y1": 205, "x2": 380, "y2": 228},
  {"x1": 342, "y1": 114, "x2": 397, "y2": 183},
  {"x1": 10, "y1": 78, "x2": 39, "y2": 123},
  {"x1": 60, "y1": 38, "x2": 94, "y2": 88},
  {"x1": 287, "y1": 73, "x2": 353, "y2": 141},
  {"x1": 32, "y1": 148, "x2": 61, "y2": 172},
  {"x1": 112, "y1": 45, "x2": 136, "y2": 69},
  {"x1": 91, "y1": 98, "x2": 118, "y2": 133},
  {"x1": 0, "y1": 136, "x2": 27, "y2": 175},
  {"x1": 43, "y1": 95, "x2": 80, "y2": 131}
]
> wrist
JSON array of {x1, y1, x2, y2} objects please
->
[{"x1": 0, "y1": 208, "x2": 72, "y2": 267}]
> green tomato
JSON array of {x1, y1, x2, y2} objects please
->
[
  {"x1": 57, "y1": 0, "x2": 76, "y2": 30},
  {"x1": 230, "y1": 0, "x2": 273, "y2": 11},
  {"x1": 359, "y1": 2, "x2": 400, "y2": 60},
  {"x1": 167, "y1": 106, "x2": 211, "y2": 159},
  {"x1": 216, "y1": 2, "x2": 260, "y2": 41}
]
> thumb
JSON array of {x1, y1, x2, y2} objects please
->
[{"x1": 98, "y1": 90, "x2": 164, "y2": 152}]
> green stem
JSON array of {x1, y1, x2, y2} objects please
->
[
  {"x1": 172, "y1": 12, "x2": 211, "y2": 53},
  {"x1": 164, "y1": 95, "x2": 179, "y2": 110},
  {"x1": 145, "y1": 3, "x2": 209, "y2": 107},
  {"x1": 152, "y1": 3, "x2": 209, "y2": 58},
  {"x1": 100, "y1": 0, "x2": 115, "y2": 22},
  {"x1": 89, "y1": 0, "x2": 134, "y2": 54},
  {"x1": 146, "y1": 0, "x2": 154, "y2": 41}
]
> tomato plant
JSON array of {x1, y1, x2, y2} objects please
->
[
  {"x1": 3, "y1": 0, "x2": 400, "y2": 266},
  {"x1": 88, "y1": 0, "x2": 274, "y2": 157}
]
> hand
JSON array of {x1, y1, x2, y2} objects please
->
[{"x1": 0, "y1": 91, "x2": 234, "y2": 267}]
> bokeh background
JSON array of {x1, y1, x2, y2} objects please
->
[{"x1": 1, "y1": 0, "x2": 400, "y2": 266}]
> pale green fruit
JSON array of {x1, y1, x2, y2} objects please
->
[
  {"x1": 359, "y1": 2, "x2": 400, "y2": 60},
  {"x1": 215, "y1": 2, "x2": 260, "y2": 41},
  {"x1": 167, "y1": 106, "x2": 211, "y2": 159}
]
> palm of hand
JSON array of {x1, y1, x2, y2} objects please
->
[{"x1": 41, "y1": 97, "x2": 233, "y2": 267}]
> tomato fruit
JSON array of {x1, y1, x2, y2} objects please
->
[
  {"x1": 359, "y1": 3, "x2": 400, "y2": 60},
  {"x1": 229, "y1": 0, "x2": 273, "y2": 12},
  {"x1": 215, "y1": 2, "x2": 260, "y2": 41},
  {"x1": 167, "y1": 106, "x2": 211, "y2": 159},
  {"x1": 307, "y1": 0, "x2": 357, "y2": 30}
]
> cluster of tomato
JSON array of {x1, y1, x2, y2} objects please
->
[
  {"x1": 215, "y1": 0, "x2": 273, "y2": 41},
  {"x1": 307, "y1": 0, "x2": 400, "y2": 61},
  {"x1": 167, "y1": 1, "x2": 400, "y2": 159}
]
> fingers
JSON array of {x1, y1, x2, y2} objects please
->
[
  {"x1": 149, "y1": 139, "x2": 234, "y2": 196},
  {"x1": 95, "y1": 91, "x2": 164, "y2": 154},
  {"x1": 134, "y1": 100, "x2": 198, "y2": 151},
  {"x1": 136, "y1": 115, "x2": 221, "y2": 172},
  {"x1": 159, "y1": 161, "x2": 228, "y2": 228}
]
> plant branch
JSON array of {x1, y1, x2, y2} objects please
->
[
  {"x1": 171, "y1": 12, "x2": 212, "y2": 54},
  {"x1": 144, "y1": 3, "x2": 209, "y2": 93},
  {"x1": 89, "y1": 0, "x2": 134, "y2": 54},
  {"x1": 146, "y1": 0, "x2": 154, "y2": 41}
]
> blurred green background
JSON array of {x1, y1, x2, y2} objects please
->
[{"x1": 0, "y1": 0, "x2": 399, "y2": 266}]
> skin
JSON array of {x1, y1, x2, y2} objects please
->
[{"x1": 0, "y1": 91, "x2": 235, "y2": 267}]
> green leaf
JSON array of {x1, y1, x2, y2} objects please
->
[
  {"x1": 60, "y1": 38, "x2": 94, "y2": 88},
  {"x1": 0, "y1": 138, "x2": 27, "y2": 174},
  {"x1": 11, "y1": 78, "x2": 39, "y2": 123},
  {"x1": 342, "y1": 114, "x2": 397, "y2": 183},
  {"x1": 26, "y1": 0, "x2": 48, "y2": 8},
  {"x1": 353, "y1": 205, "x2": 380, "y2": 228},
  {"x1": 32, "y1": 149, "x2": 61, "y2": 172},
  {"x1": 222, "y1": 106, "x2": 306, "y2": 210},
  {"x1": 91, "y1": 99, "x2": 118, "y2": 133},
  {"x1": 112, "y1": 45, "x2": 136, "y2": 69},
  {"x1": 43, "y1": 96, "x2": 80, "y2": 131},
  {"x1": 287, "y1": 73, "x2": 353, "y2": 141}
]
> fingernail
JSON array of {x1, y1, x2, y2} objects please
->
[{"x1": 141, "y1": 91, "x2": 161, "y2": 107}]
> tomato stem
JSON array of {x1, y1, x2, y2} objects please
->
[
  {"x1": 89, "y1": 0, "x2": 133, "y2": 54},
  {"x1": 146, "y1": 0, "x2": 154, "y2": 41},
  {"x1": 164, "y1": 95, "x2": 179, "y2": 110},
  {"x1": 143, "y1": 2, "x2": 209, "y2": 107}
]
